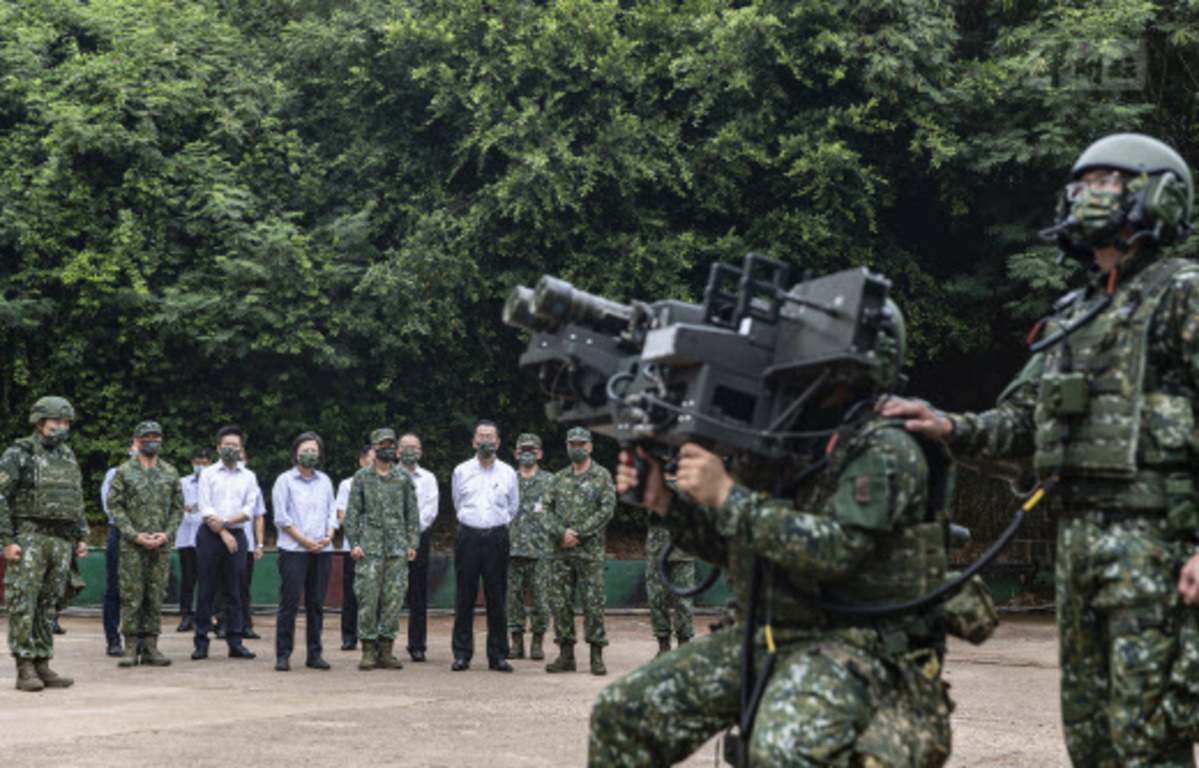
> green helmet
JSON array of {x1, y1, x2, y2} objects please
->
[
  {"x1": 1046, "y1": 133, "x2": 1193, "y2": 258},
  {"x1": 29, "y1": 396, "x2": 75, "y2": 425}
]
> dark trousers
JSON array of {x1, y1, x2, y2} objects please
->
[
  {"x1": 341, "y1": 553, "x2": 358, "y2": 643},
  {"x1": 213, "y1": 550, "x2": 255, "y2": 629},
  {"x1": 103, "y1": 525, "x2": 121, "y2": 643},
  {"x1": 406, "y1": 530, "x2": 431, "y2": 653},
  {"x1": 194, "y1": 527, "x2": 248, "y2": 650},
  {"x1": 178, "y1": 546, "x2": 198, "y2": 618},
  {"x1": 276, "y1": 551, "x2": 331, "y2": 660},
  {"x1": 451, "y1": 524, "x2": 510, "y2": 664}
]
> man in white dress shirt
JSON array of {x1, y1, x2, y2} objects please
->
[
  {"x1": 450, "y1": 420, "x2": 519, "y2": 672},
  {"x1": 175, "y1": 447, "x2": 211, "y2": 633},
  {"x1": 335, "y1": 444, "x2": 374, "y2": 651},
  {"x1": 398, "y1": 432, "x2": 439, "y2": 662}
]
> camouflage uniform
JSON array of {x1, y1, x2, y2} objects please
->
[
  {"x1": 508, "y1": 467, "x2": 554, "y2": 635},
  {"x1": 646, "y1": 517, "x2": 695, "y2": 643},
  {"x1": 0, "y1": 436, "x2": 88, "y2": 661},
  {"x1": 589, "y1": 420, "x2": 954, "y2": 767},
  {"x1": 545, "y1": 462, "x2": 615, "y2": 648},
  {"x1": 106, "y1": 458, "x2": 185, "y2": 637},
  {"x1": 945, "y1": 255, "x2": 1199, "y2": 767},
  {"x1": 344, "y1": 464, "x2": 420, "y2": 641}
]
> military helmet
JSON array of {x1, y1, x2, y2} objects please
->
[{"x1": 29, "y1": 396, "x2": 75, "y2": 425}]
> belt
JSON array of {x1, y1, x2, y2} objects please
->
[{"x1": 459, "y1": 522, "x2": 509, "y2": 534}]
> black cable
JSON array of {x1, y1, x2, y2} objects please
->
[{"x1": 657, "y1": 541, "x2": 721, "y2": 598}]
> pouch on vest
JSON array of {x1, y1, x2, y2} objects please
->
[
  {"x1": 1164, "y1": 607, "x2": 1199, "y2": 739},
  {"x1": 1165, "y1": 474, "x2": 1199, "y2": 537},
  {"x1": 942, "y1": 574, "x2": 999, "y2": 645},
  {"x1": 1041, "y1": 372, "x2": 1090, "y2": 417}
]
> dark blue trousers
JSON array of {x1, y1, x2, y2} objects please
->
[
  {"x1": 341, "y1": 553, "x2": 358, "y2": 644},
  {"x1": 194, "y1": 526, "x2": 248, "y2": 651},
  {"x1": 103, "y1": 525, "x2": 121, "y2": 643},
  {"x1": 276, "y1": 551, "x2": 331, "y2": 660}
]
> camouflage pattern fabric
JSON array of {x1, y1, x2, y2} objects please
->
[
  {"x1": 507, "y1": 556, "x2": 549, "y2": 634},
  {"x1": 344, "y1": 465, "x2": 420, "y2": 557},
  {"x1": 549, "y1": 557, "x2": 607, "y2": 646},
  {"x1": 510, "y1": 468, "x2": 553, "y2": 558},
  {"x1": 646, "y1": 522, "x2": 694, "y2": 641},
  {"x1": 117, "y1": 547, "x2": 172, "y2": 636},
  {"x1": 4, "y1": 530, "x2": 73, "y2": 659},
  {"x1": 0, "y1": 437, "x2": 89, "y2": 545},
  {"x1": 355, "y1": 553, "x2": 408, "y2": 641},
  {"x1": 545, "y1": 463, "x2": 615, "y2": 561}
]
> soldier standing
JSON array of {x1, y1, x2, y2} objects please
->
[
  {"x1": 0, "y1": 396, "x2": 90, "y2": 692},
  {"x1": 645, "y1": 513, "x2": 695, "y2": 657},
  {"x1": 507, "y1": 433, "x2": 554, "y2": 661},
  {"x1": 883, "y1": 134, "x2": 1199, "y2": 767},
  {"x1": 106, "y1": 421, "x2": 186, "y2": 667},
  {"x1": 544, "y1": 427, "x2": 615, "y2": 676},
  {"x1": 344, "y1": 429, "x2": 419, "y2": 671}
]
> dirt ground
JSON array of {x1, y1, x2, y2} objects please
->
[{"x1": 0, "y1": 612, "x2": 1073, "y2": 767}]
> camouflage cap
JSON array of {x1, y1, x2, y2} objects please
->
[
  {"x1": 370, "y1": 428, "x2": 397, "y2": 445},
  {"x1": 134, "y1": 421, "x2": 163, "y2": 438},
  {"x1": 516, "y1": 433, "x2": 542, "y2": 449},
  {"x1": 565, "y1": 426, "x2": 592, "y2": 443}
]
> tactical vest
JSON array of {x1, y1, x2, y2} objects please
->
[
  {"x1": 1033, "y1": 258, "x2": 1198, "y2": 485},
  {"x1": 11, "y1": 437, "x2": 85, "y2": 522}
]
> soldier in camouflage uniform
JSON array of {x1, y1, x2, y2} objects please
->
[
  {"x1": 884, "y1": 134, "x2": 1199, "y2": 767},
  {"x1": 507, "y1": 433, "x2": 554, "y2": 661},
  {"x1": 344, "y1": 428, "x2": 420, "y2": 671},
  {"x1": 106, "y1": 421, "x2": 186, "y2": 667},
  {"x1": 591, "y1": 301, "x2": 962, "y2": 767},
  {"x1": 645, "y1": 513, "x2": 695, "y2": 657},
  {"x1": 0, "y1": 396, "x2": 90, "y2": 692},
  {"x1": 544, "y1": 427, "x2": 615, "y2": 676}
]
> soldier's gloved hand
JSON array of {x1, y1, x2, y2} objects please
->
[
  {"x1": 351, "y1": 546, "x2": 364, "y2": 562},
  {"x1": 877, "y1": 397, "x2": 954, "y2": 440},
  {"x1": 4, "y1": 543, "x2": 22, "y2": 562},
  {"x1": 1179, "y1": 553, "x2": 1199, "y2": 605},
  {"x1": 617, "y1": 448, "x2": 670, "y2": 517},
  {"x1": 675, "y1": 443, "x2": 734, "y2": 510}
]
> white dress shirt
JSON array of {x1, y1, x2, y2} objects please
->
[
  {"x1": 100, "y1": 467, "x2": 118, "y2": 525},
  {"x1": 408, "y1": 465, "x2": 440, "y2": 533},
  {"x1": 335, "y1": 476, "x2": 353, "y2": 551},
  {"x1": 245, "y1": 486, "x2": 266, "y2": 550},
  {"x1": 451, "y1": 457, "x2": 519, "y2": 529},
  {"x1": 272, "y1": 467, "x2": 337, "y2": 553},
  {"x1": 176, "y1": 473, "x2": 203, "y2": 549},
  {"x1": 198, "y1": 463, "x2": 259, "y2": 531}
]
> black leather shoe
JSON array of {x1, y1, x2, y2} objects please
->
[
  {"x1": 451, "y1": 658, "x2": 470, "y2": 671},
  {"x1": 341, "y1": 638, "x2": 357, "y2": 651},
  {"x1": 228, "y1": 645, "x2": 256, "y2": 659},
  {"x1": 408, "y1": 649, "x2": 426, "y2": 662},
  {"x1": 275, "y1": 656, "x2": 290, "y2": 671},
  {"x1": 53, "y1": 620, "x2": 66, "y2": 635},
  {"x1": 191, "y1": 648, "x2": 209, "y2": 660},
  {"x1": 177, "y1": 616, "x2": 194, "y2": 633},
  {"x1": 243, "y1": 629, "x2": 261, "y2": 640},
  {"x1": 106, "y1": 639, "x2": 124, "y2": 658},
  {"x1": 306, "y1": 657, "x2": 331, "y2": 670},
  {"x1": 489, "y1": 659, "x2": 514, "y2": 673}
]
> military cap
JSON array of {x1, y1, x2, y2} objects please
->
[
  {"x1": 134, "y1": 421, "x2": 163, "y2": 438},
  {"x1": 370, "y1": 428, "x2": 397, "y2": 445},
  {"x1": 565, "y1": 427, "x2": 592, "y2": 443},
  {"x1": 516, "y1": 433, "x2": 542, "y2": 449}
]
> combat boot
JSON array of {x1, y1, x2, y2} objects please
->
[
  {"x1": 358, "y1": 640, "x2": 378, "y2": 671},
  {"x1": 33, "y1": 659, "x2": 73, "y2": 688},
  {"x1": 118, "y1": 634, "x2": 141, "y2": 667},
  {"x1": 590, "y1": 644, "x2": 607, "y2": 676},
  {"x1": 656, "y1": 636, "x2": 671, "y2": 657},
  {"x1": 677, "y1": 636, "x2": 691, "y2": 647},
  {"x1": 529, "y1": 633, "x2": 545, "y2": 661},
  {"x1": 15, "y1": 660, "x2": 44, "y2": 692},
  {"x1": 545, "y1": 642, "x2": 576, "y2": 673},
  {"x1": 140, "y1": 635, "x2": 172, "y2": 667},
  {"x1": 510, "y1": 633, "x2": 525, "y2": 660},
  {"x1": 377, "y1": 639, "x2": 403, "y2": 670}
]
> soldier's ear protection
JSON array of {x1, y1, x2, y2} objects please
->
[{"x1": 1128, "y1": 169, "x2": 1192, "y2": 243}]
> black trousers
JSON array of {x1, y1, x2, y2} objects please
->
[
  {"x1": 194, "y1": 527, "x2": 248, "y2": 650},
  {"x1": 213, "y1": 550, "x2": 255, "y2": 629},
  {"x1": 178, "y1": 546, "x2": 198, "y2": 618},
  {"x1": 341, "y1": 553, "x2": 358, "y2": 643},
  {"x1": 276, "y1": 551, "x2": 331, "y2": 660},
  {"x1": 451, "y1": 524, "x2": 510, "y2": 664},
  {"x1": 103, "y1": 525, "x2": 121, "y2": 643},
  {"x1": 406, "y1": 529, "x2": 431, "y2": 653}
]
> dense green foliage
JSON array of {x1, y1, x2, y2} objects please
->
[{"x1": 1, "y1": 0, "x2": 1197, "y2": 528}]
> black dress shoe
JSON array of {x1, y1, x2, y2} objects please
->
[
  {"x1": 243, "y1": 629, "x2": 261, "y2": 640},
  {"x1": 275, "y1": 657, "x2": 290, "y2": 671},
  {"x1": 451, "y1": 658, "x2": 470, "y2": 671},
  {"x1": 177, "y1": 616, "x2": 195, "y2": 633},
  {"x1": 341, "y1": 638, "x2": 357, "y2": 651},
  {"x1": 192, "y1": 648, "x2": 209, "y2": 660},
  {"x1": 107, "y1": 639, "x2": 124, "y2": 658},
  {"x1": 53, "y1": 620, "x2": 66, "y2": 635},
  {"x1": 228, "y1": 645, "x2": 256, "y2": 659},
  {"x1": 306, "y1": 657, "x2": 331, "y2": 670},
  {"x1": 489, "y1": 659, "x2": 514, "y2": 673},
  {"x1": 408, "y1": 649, "x2": 426, "y2": 663}
]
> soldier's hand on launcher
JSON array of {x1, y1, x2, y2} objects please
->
[
  {"x1": 617, "y1": 448, "x2": 670, "y2": 517},
  {"x1": 675, "y1": 444, "x2": 734, "y2": 510}
]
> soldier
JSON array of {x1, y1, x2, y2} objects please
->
[
  {"x1": 335, "y1": 444, "x2": 374, "y2": 651},
  {"x1": 882, "y1": 134, "x2": 1199, "y2": 767},
  {"x1": 544, "y1": 427, "x2": 615, "y2": 676},
  {"x1": 0, "y1": 396, "x2": 90, "y2": 692},
  {"x1": 106, "y1": 421, "x2": 186, "y2": 667},
  {"x1": 589, "y1": 301, "x2": 963, "y2": 766},
  {"x1": 645, "y1": 512, "x2": 695, "y2": 657},
  {"x1": 507, "y1": 433, "x2": 554, "y2": 661},
  {"x1": 344, "y1": 428, "x2": 419, "y2": 671}
]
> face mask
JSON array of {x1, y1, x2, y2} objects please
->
[
  {"x1": 298, "y1": 452, "x2": 320, "y2": 469},
  {"x1": 376, "y1": 446, "x2": 397, "y2": 464},
  {"x1": 139, "y1": 440, "x2": 162, "y2": 457},
  {"x1": 569, "y1": 446, "x2": 589, "y2": 465},
  {"x1": 399, "y1": 448, "x2": 419, "y2": 467},
  {"x1": 476, "y1": 440, "x2": 497, "y2": 459},
  {"x1": 193, "y1": 464, "x2": 205, "y2": 478},
  {"x1": 128, "y1": 447, "x2": 138, "y2": 458},
  {"x1": 42, "y1": 427, "x2": 70, "y2": 448},
  {"x1": 220, "y1": 446, "x2": 241, "y2": 465},
  {"x1": 517, "y1": 451, "x2": 538, "y2": 467}
]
